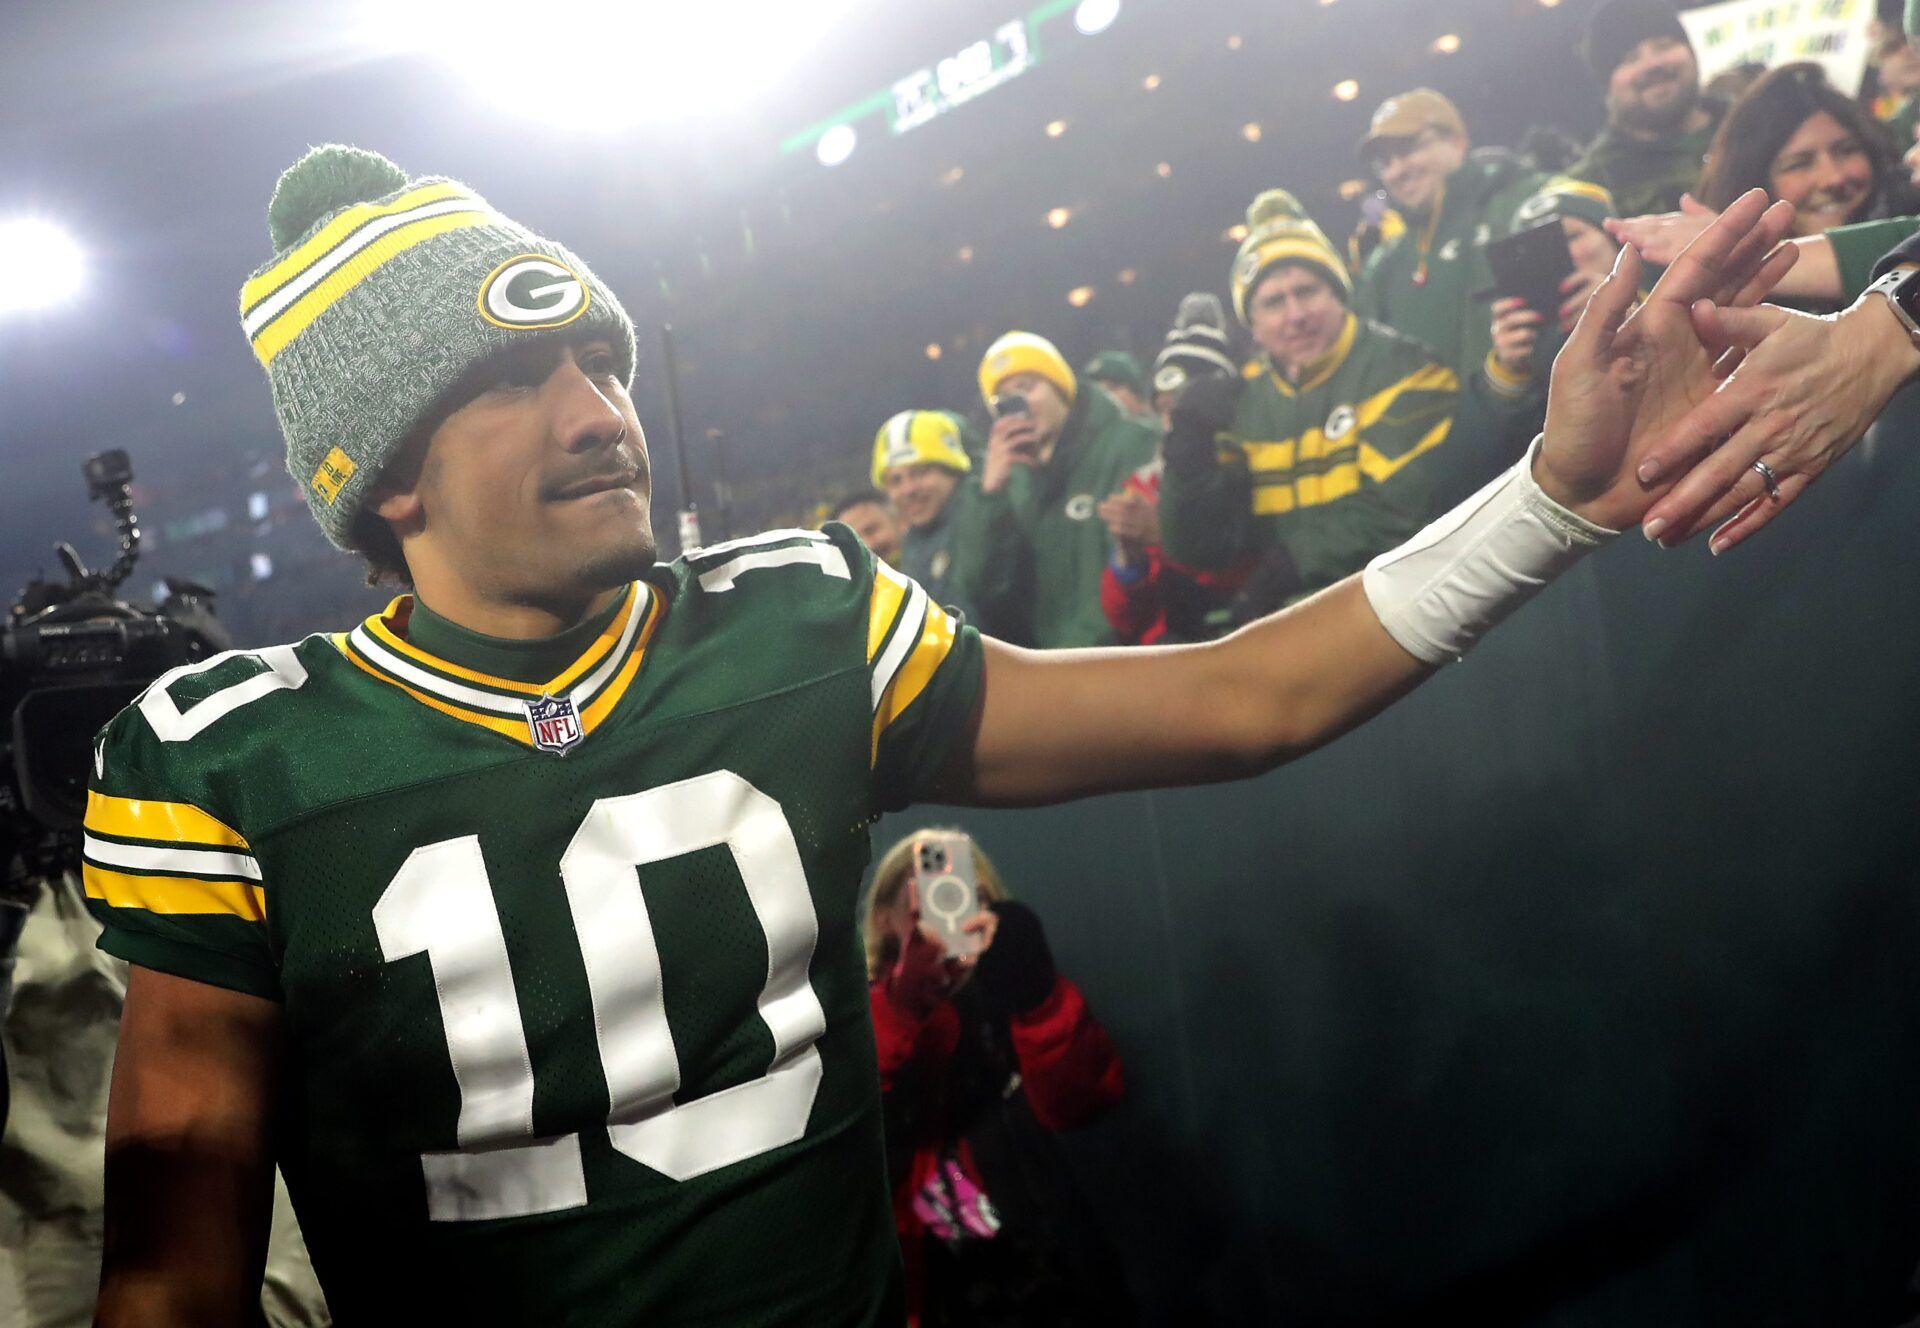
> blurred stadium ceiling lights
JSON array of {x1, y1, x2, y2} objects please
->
[
  {"x1": 1066, "y1": 285, "x2": 1095, "y2": 306},
  {"x1": 1434, "y1": 32, "x2": 1463, "y2": 54},
  {"x1": 388, "y1": 0, "x2": 866, "y2": 129},
  {"x1": 1046, "y1": 206, "x2": 1072, "y2": 229},
  {"x1": 1333, "y1": 78, "x2": 1360, "y2": 100},
  {"x1": 1045, "y1": 118, "x2": 1069, "y2": 137},
  {"x1": 0, "y1": 219, "x2": 84, "y2": 317}
]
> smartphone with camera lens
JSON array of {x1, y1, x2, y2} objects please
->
[
  {"x1": 909, "y1": 831, "x2": 983, "y2": 958},
  {"x1": 989, "y1": 392, "x2": 1030, "y2": 420}
]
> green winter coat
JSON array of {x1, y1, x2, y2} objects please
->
[
  {"x1": 1568, "y1": 99, "x2": 1727, "y2": 221},
  {"x1": 1356, "y1": 149, "x2": 1549, "y2": 384},
  {"x1": 896, "y1": 494, "x2": 979, "y2": 627},
  {"x1": 950, "y1": 386, "x2": 1160, "y2": 648},
  {"x1": 1159, "y1": 313, "x2": 1462, "y2": 599}
]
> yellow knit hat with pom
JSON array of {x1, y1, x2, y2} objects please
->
[
  {"x1": 1229, "y1": 189, "x2": 1353, "y2": 324},
  {"x1": 978, "y1": 331, "x2": 1077, "y2": 406}
]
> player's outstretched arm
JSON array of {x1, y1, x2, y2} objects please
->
[
  {"x1": 95, "y1": 966, "x2": 282, "y2": 1328},
  {"x1": 940, "y1": 191, "x2": 1800, "y2": 807}
]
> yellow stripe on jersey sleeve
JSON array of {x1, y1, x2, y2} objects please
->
[
  {"x1": 85, "y1": 791, "x2": 251, "y2": 850},
  {"x1": 870, "y1": 600, "x2": 959, "y2": 761},
  {"x1": 867, "y1": 564, "x2": 909, "y2": 664},
  {"x1": 83, "y1": 863, "x2": 267, "y2": 922}
]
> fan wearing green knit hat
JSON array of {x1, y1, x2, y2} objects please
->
[
  {"x1": 949, "y1": 330, "x2": 1159, "y2": 646},
  {"x1": 871, "y1": 408, "x2": 980, "y2": 624},
  {"x1": 1159, "y1": 188, "x2": 1472, "y2": 618}
]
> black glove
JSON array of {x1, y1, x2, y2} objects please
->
[
  {"x1": 969, "y1": 900, "x2": 1057, "y2": 1017},
  {"x1": 1163, "y1": 372, "x2": 1243, "y2": 478},
  {"x1": 1226, "y1": 540, "x2": 1304, "y2": 626}
]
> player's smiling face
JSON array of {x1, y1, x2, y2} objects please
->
[{"x1": 376, "y1": 335, "x2": 656, "y2": 617}]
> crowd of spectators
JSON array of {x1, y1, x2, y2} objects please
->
[{"x1": 849, "y1": 0, "x2": 1920, "y2": 649}]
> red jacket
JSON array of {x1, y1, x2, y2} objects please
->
[
  {"x1": 869, "y1": 973, "x2": 1125, "y2": 1320},
  {"x1": 1099, "y1": 460, "x2": 1250, "y2": 644}
]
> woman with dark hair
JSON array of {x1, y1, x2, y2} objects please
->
[{"x1": 1696, "y1": 62, "x2": 1893, "y2": 236}]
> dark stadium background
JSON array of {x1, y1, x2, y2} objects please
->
[
  {"x1": 0, "y1": 0, "x2": 1601, "y2": 634},
  {"x1": 10, "y1": 2, "x2": 1920, "y2": 1324}
]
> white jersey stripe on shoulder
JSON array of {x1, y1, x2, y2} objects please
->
[
  {"x1": 697, "y1": 543, "x2": 851, "y2": 593},
  {"x1": 567, "y1": 582, "x2": 649, "y2": 706},
  {"x1": 83, "y1": 835, "x2": 262, "y2": 882},
  {"x1": 870, "y1": 575, "x2": 928, "y2": 714},
  {"x1": 685, "y1": 528, "x2": 830, "y2": 562},
  {"x1": 348, "y1": 627, "x2": 527, "y2": 716}
]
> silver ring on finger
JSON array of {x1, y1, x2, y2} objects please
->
[{"x1": 1751, "y1": 458, "x2": 1782, "y2": 501}]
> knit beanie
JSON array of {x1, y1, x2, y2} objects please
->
[
  {"x1": 1230, "y1": 190, "x2": 1353, "y2": 325},
  {"x1": 1582, "y1": 0, "x2": 1692, "y2": 85},
  {"x1": 1151, "y1": 293, "x2": 1239, "y2": 398},
  {"x1": 979, "y1": 331, "x2": 1077, "y2": 406},
  {"x1": 241, "y1": 144, "x2": 637, "y2": 551},
  {"x1": 872, "y1": 410, "x2": 973, "y2": 487},
  {"x1": 1511, "y1": 176, "x2": 1619, "y2": 233},
  {"x1": 1083, "y1": 350, "x2": 1148, "y2": 397}
]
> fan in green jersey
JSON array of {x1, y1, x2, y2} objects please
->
[{"x1": 86, "y1": 147, "x2": 1803, "y2": 1327}]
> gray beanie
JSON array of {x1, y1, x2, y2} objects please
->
[{"x1": 240, "y1": 145, "x2": 637, "y2": 550}]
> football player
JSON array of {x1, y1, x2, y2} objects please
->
[{"x1": 86, "y1": 148, "x2": 1796, "y2": 1326}]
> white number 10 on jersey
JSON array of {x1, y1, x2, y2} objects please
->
[{"x1": 372, "y1": 770, "x2": 826, "y2": 1222}]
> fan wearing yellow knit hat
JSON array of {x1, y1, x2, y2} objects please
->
[
  {"x1": 869, "y1": 408, "x2": 979, "y2": 622},
  {"x1": 947, "y1": 330, "x2": 1159, "y2": 647},
  {"x1": 1158, "y1": 188, "x2": 1473, "y2": 620}
]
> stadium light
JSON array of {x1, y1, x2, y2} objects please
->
[
  {"x1": 924, "y1": 343, "x2": 943, "y2": 360},
  {"x1": 394, "y1": 0, "x2": 862, "y2": 128},
  {"x1": 1142, "y1": 73, "x2": 1161, "y2": 91},
  {"x1": 1045, "y1": 119, "x2": 1068, "y2": 138},
  {"x1": 1155, "y1": 161, "x2": 1173, "y2": 178},
  {"x1": 1046, "y1": 207, "x2": 1072, "y2": 229},
  {"x1": 1434, "y1": 33, "x2": 1462, "y2": 54},
  {"x1": 816, "y1": 124, "x2": 857, "y2": 167},
  {"x1": 1333, "y1": 79, "x2": 1360, "y2": 101},
  {"x1": 1067, "y1": 285, "x2": 1095, "y2": 307},
  {"x1": 1241, "y1": 122, "x2": 1263, "y2": 143},
  {"x1": 0, "y1": 218, "x2": 84, "y2": 317},
  {"x1": 1073, "y1": 0, "x2": 1121, "y2": 36}
]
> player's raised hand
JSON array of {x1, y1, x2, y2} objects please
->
[{"x1": 1532, "y1": 189, "x2": 1798, "y2": 531}]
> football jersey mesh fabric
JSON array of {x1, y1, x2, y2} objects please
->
[{"x1": 82, "y1": 524, "x2": 983, "y2": 1325}]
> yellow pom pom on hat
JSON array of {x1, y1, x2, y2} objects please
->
[
  {"x1": 978, "y1": 331, "x2": 1077, "y2": 407},
  {"x1": 872, "y1": 410, "x2": 973, "y2": 488},
  {"x1": 1229, "y1": 188, "x2": 1353, "y2": 325}
]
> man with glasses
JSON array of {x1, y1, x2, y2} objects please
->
[{"x1": 1355, "y1": 88, "x2": 1550, "y2": 385}]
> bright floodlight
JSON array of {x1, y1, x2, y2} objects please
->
[
  {"x1": 0, "y1": 218, "x2": 84, "y2": 316},
  {"x1": 1075, "y1": 0, "x2": 1121, "y2": 36},
  {"x1": 397, "y1": 0, "x2": 861, "y2": 128},
  {"x1": 817, "y1": 124, "x2": 857, "y2": 167}
]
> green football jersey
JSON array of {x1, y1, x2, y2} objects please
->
[{"x1": 82, "y1": 525, "x2": 982, "y2": 1326}]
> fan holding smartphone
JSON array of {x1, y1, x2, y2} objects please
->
[{"x1": 1484, "y1": 178, "x2": 1625, "y2": 392}]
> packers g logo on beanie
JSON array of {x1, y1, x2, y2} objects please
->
[
  {"x1": 478, "y1": 254, "x2": 590, "y2": 330},
  {"x1": 240, "y1": 144, "x2": 636, "y2": 553}
]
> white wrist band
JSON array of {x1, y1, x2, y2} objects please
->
[{"x1": 1362, "y1": 435, "x2": 1616, "y2": 664}]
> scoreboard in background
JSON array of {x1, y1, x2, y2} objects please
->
[
  {"x1": 888, "y1": 20, "x2": 1037, "y2": 136},
  {"x1": 782, "y1": 0, "x2": 1122, "y2": 163}
]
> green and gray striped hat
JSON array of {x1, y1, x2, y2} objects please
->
[{"x1": 239, "y1": 145, "x2": 636, "y2": 549}]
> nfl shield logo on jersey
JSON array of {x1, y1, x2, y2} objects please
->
[{"x1": 524, "y1": 694, "x2": 584, "y2": 756}]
